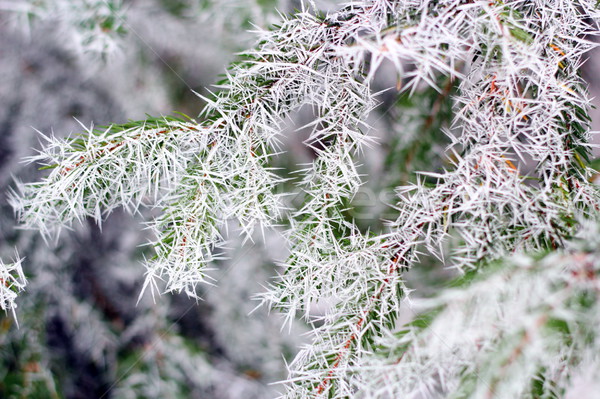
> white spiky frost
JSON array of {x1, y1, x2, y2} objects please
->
[
  {"x1": 0, "y1": 255, "x2": 26, "y2": 323},
  {"x1": 356, "y1": 221, "x2": 600, "y2": 398},
  {"x1": 9, "y1": 0, "x2": 600, "y2": 398}
]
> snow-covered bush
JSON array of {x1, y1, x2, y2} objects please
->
[{"x1": 6, "y1": 0, "x2": 600, "y2": 398}]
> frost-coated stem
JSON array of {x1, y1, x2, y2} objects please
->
[{"x1": 9, "y1": 1, "x2": 600, "y2": 398}]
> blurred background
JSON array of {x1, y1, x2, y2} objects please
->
[
  {"x1": 0, "y1": 1, "x2": 599, "y2": 398},
  {"x1": 0, "y1": 1, "x2": 309, "y2": 398}
]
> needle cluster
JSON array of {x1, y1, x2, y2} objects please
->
[{"x1": 9, "y1": 1, "x2": 600, "y2": 398}]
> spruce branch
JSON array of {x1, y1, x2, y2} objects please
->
[
  {"x1": 0, "y1": 254, "x2": 26, "y2": 325},
  {"x1": 8, "y1": 1, "x2": 600, "y2": 398},
  {"x1": 357, "y1": 221, "x2": 600, "y2": 398},
  {"x1": 10, "y1": 116, "x2": 205, "y2": 239}
]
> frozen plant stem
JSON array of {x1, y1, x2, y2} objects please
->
[{"x1": 10, "y1": 1, "x2": 600, "y2": 398}]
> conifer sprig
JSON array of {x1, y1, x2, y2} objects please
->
[
  {"x1": 9, "y1": 1, "x2": 600, "y2": 398},
  {"x1": 0, "y1": 255, "x2": 26, "y2": 324},
  {"x1": 357, "y1": 221, "x2": 600, "y2": 398}
]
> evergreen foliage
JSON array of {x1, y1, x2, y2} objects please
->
[{"x1": 5, "y1": 0, "x2": 600, "y2": 397}]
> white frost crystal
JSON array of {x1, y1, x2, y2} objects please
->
[{"x1": 0, "y1": 255, "x2": 26, "y2": 322}]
